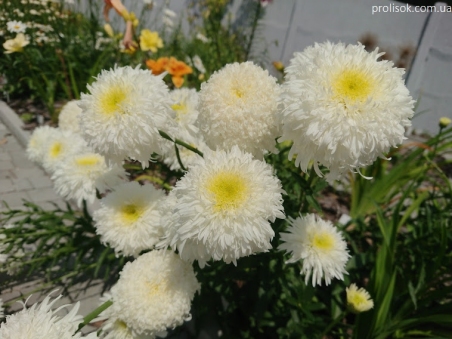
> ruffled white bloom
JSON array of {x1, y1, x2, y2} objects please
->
[
  {"x1": 93, "y1": 182, "x2": 165, "y2": 257},
  {"x1": 346, "y1": 283, "x2": 374, "y2": 313},
  {"x1": 164, "y1": 146, "x2": 285, "y2": 266},
  {"x1": 169, "y1": 88, "x2": 199, "y2": 134},
  {"x1": 109, "y1": 250, "x2": 200, "y2": 337},
  {"x1": 26, "y1": 126, "x2": 60, "y2": 165},
  {"x1": 0, "y1": 292, "x2": 96, "y2": 338},
  {"x1": 79, "y1": 66, "x2": 174, "y2": 167},
  {"x1": 279, "y1": 214, "x2": 350, "y2": 286},
  {"x1": 51, "y1": 152, "x2": 127, "y2": 207},
  {"x1": 7, "y1": 20, "x2": 26, "y2": 33},
  {"x1": 198, "y1": 62, "x2": 281, "y2": 159},
  {"x1": 97, "y1": 293, "x2": 156, "y2": 339},
  {"x1": 161, "y1": 128, "x2": 209, "y2": 171},
  {"x1": 58, "y1": 100, "x2": 83, "y2": 133},
  {"x1": 41, "y1": 130, "x2": 89, "y2": 173},
  {"x1": 279, "y1": 41, "x2": 415, "y2": 182}
]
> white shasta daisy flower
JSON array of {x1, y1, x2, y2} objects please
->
[
  {"x1": 41, "y1": 130, "x2": 89, "y2": 174},
  {"x1": 279, "y1": 41, "x2": 415, "y2": 182},
  {"x1": 110, "y1": 250, "x2": 200, "y2": 337},
  {"x1": 0, "y1": 292, "x2": 97, "y2": 338},
  {"x1": 51, "y1": 152, "x2": 126, "y2": 207},
  {"x1": 166, "y1": 145, "x2": 285, "y2": 266},
  {"x1": 97, "y1": 293, "x2": 157, "y2": 339},
  {"x1": 169, "y1": 88, "x2": 199, "y2": 134},
  {"x1": 6, "y1": 20, "x2": 26, "y2": 33},
  {"x1": 26, "y1": 126, "x2": 60, "y2": 165},
  {"x1": 79, "y1": 66, "x2": 174, "y2": 167},
  {"x1": 346, "y1": 283, "x2": 374, "y2": 313},
  {"x1": 93, "y1": 182, "x2": 166, "y2": 257},
  {"x1": 58, "y1": 100, "x2": 83, "y2": 134},
  {"x1": 279, "y1": 214, "x2": 350, "y2": 286},
  {"x1": 198, "y1": 62, "x2": 281, "y2": 159}
]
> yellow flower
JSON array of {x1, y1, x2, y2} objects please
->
[
  {"x1": 3, "y1": 33, "x2": 29, "y2": 54},
  {"x1": 121, "y1": 10, "x2": 139, "y2": 27},
  {"x1": 346, "y1": 283, "x2": 374, "y2": 313},
  {"x1": 272, "y1": 61, "x2": 284, "y2": 72},
  {"x1": 439, "y1": 117, "x2": 451, "y2": 128},
  {"x1": 139, "y1": 29, "x2": 163, "y2": 53},
  {"x1": 104, "y1": 23, "x2": 114, "y2": 37}
]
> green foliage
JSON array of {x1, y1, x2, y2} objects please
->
[{"x1": 0, "y1": 201, "x2": 127, "y2": 305}]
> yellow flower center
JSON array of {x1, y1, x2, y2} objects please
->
[
  {"x1": 232, "y1": 87, "x2": 244, "y2": 98},
  {"x1": 332, "y1": 69, "x2": 374, "y2": 103},
  {"x1": 116, "y1": 320, "x2": 128, "y2": 330},
  {"x1": 349, "y1": 292, "x2": 367, "y2": 306},
  {"x1": 206, "y1": 171, "x2": 249, "y2": 212},
  {"x1": 171, "y1": 103, "x2": 187, "y2": 112},
  {"x1": 120, "y1": 203, "x2": 143, "y2": 223},
  {"x1": 99, "y1": 85, "x2": 129, "y2": 115},
  {"x1": 311, "y1": 232, "x2": 335, "y2": 251},
  {"x1": 146, "y1": 280, "x2": 167, "y2": 297},
  {"x1": 75, "y1": 154, "x2": 101, "y2": 167},
  {"x1": 171, "y1": 103, "x2": 188, "y2": 121},
  {"x1": 49, "y1": 142, "x2": 62, "y2": 158}
]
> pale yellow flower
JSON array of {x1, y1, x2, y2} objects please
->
[
  {"x1": 346, "y1": 283, "x2": 374, "y2": 313},
  {"x1": 3, "y1": 33, "x2": 29, "y2": 54},
  {"x1": 104, "y1": 23, "x2": 114, "y2": 37},
  {"x1": 439, "y1": 117, "x2": 451, "y2": 128},
  {"x1": 139, "y1": 29, "x2": 163, "y2": 53}
]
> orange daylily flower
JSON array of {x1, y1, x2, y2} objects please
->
[
  {"x1": 166, "y1": 57, "x2": 193, "y2": 88},
  {"x1": 145, "y1": 57, "x2": 193, "y2": 88},
  {"x1": 146, "y1": 57, "x2": 169, "y2": 75}
]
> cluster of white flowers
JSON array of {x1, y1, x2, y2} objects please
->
[
  {"x1": 19, "y1": 40, "x2": 415, "y2": 333},
  {"x1": 27, "y1": 100, "x2": 128, "y2": 207}
]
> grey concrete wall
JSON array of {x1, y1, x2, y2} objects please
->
[{"x1": 406, "y1": 3, "x2": 452, "y2": 134}]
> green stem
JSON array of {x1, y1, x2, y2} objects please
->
[
  {"x1": 174, "y1": 143, "x2": 187, "y2": 171},
  {"x1": 321, "y1": 310, "x2": 347, "y2": 338},
  {"x1": 76, "y1": 300, "x2": 113, "y2": 333},
  {"x1": 134, "y1": 175, "x2": 173, "y2": 191},
  {"x1": 158, "y1": 130, "x2": 204, "y2": 157}
]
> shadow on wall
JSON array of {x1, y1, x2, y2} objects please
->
[{"x1": 359, "y1": 32, "x2": 416, "y2": 73}]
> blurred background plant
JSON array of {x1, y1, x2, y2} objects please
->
[{"x1": 0, "y1": 0, "x2": 269, "y2": 123}]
